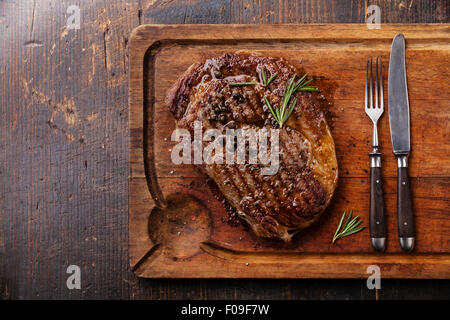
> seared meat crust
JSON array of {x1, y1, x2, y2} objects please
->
[{"x1": 166, "y1": 53, "x2": 338, "y2": 242}]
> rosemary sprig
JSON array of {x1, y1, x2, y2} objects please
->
[
  {"x1": 229, "y1": 82, "x2": 258, "y2": 87},
  {"x1": 261, "y1": 67, "x2": 267, "y2": 86},
  {"x1": 332, "y1": 210, "x2": 366, "y2": 243},
  {"x1": 261, "y1": 67, "x2": 278, "y2": 87},
  {"x1": 298, "y1": 86, "x2": 317, "y2": 91},
  {"x1": 265, "y1": 96, "x2": 296, "y2": 129},
  {"x1": 264, "y1": 73, "x2": 317, "y2": 128},
  {"x1": 267, "y1": 72, "x2": 278, "y2": 86}
]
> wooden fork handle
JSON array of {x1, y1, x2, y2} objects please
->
[{"x1": 369, "y1": 152, "x2": 386, "y2": 252}]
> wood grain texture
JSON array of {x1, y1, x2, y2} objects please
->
[
  {"x1": 1, "y1": 0, "x2": 449, "y2": 299},
  {"x1": 129, "y1": 24, "x2": 450, "y2": 279}
]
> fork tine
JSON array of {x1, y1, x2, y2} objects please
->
[
  {"x1": 375, "y1": 57, "x2": 379, "y2": 109},
  {"x1": 379, "y1": 57, "x2": 384, "y2": 110},
  {"x1": 365, "y1": 60, "x2": 368, "y2": 109},
  {"x1": 369, "y1": 58, "x2": 373, "y2": 109}
]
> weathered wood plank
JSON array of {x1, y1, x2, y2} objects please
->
[{"x1": 0, "y1": 0, "x2": 140, "y2": 299}]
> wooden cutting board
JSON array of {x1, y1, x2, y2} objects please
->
[{"x1": 129, "y1": 24, "x2": 450, "y2": 278}]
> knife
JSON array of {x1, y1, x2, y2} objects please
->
[{"x1": 388, "y1": 34, "x2": 415, "y2": 252}]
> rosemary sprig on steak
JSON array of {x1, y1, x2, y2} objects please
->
[
  {"x1": 261, "y1": 67, "x2": 278, "y2": 87},
  {"x1": 229, "y1": 82, "x2": 259, "y2": 87},
  {"x1": 264, "y1": 96, "x2": 294, "y2": 129},
  {"x1": 293, "y1": 73, "x2": 318, "y2": 92},
  {"x1": 267, "y1": 72, "x2": 278, "y2": 86},
  {"x1": 332, "y1": 210, "x2": 366, "y2": 243},
  {"x1": 264, "y1": 73, "x2": 317, "y2": 128}
]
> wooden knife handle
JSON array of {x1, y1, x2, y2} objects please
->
[
  {"x1": 397, "y1": 162, "x2": 415, "y2": 251},
  {"x1": 369, "y1": 153, "x2": 386, "y2": 252}
]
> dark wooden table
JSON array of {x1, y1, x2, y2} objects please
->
[{"x1": 1, "y1": 0, "x2": 449, "y2": 300}]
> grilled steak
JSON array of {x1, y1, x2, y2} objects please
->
[{"x1": 166, "y1": 53, "x2": 338, "y2": 243}]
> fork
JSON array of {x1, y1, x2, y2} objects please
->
[{"x1": 365, "y1": 57, "x2": 387, "y2": 252}]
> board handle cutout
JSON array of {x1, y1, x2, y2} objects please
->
[{"x1": 143, "y1": 46, "x2": 167, "y2": 208}]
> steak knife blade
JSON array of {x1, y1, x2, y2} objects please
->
[
  {"x1": 388, "y1": 34, "x2": 415, "y2": 252},
  {"x1": 389, "y1": 34, "x2": 410, "y2": 154}
]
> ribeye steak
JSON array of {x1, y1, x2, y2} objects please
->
[{"x1": 166, "y1": 53, "x2": 338, "y2": 243}]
